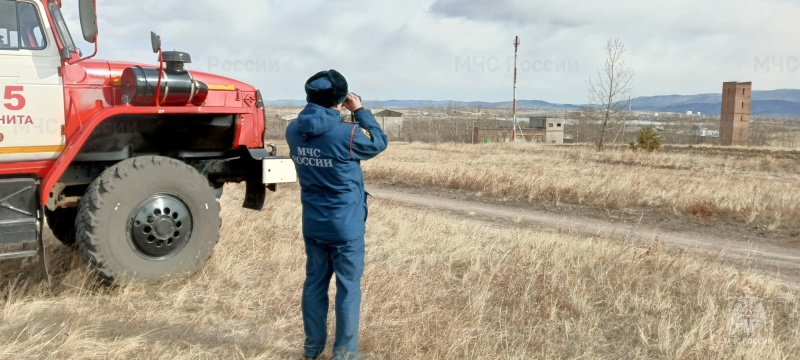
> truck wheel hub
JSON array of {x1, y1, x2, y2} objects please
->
[
  {"x1": 130, "y1": 195, "x2": 193, "y2": 258},
  {"x1": 154, "y1": 219, "x2": 175, "y2": 238}
]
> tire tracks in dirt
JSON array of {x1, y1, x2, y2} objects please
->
[{"x1": 370, "y1": 186, "x2": 800, "y2": 289}]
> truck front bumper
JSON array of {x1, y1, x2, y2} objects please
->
[{"x1": 188, "y1": 145, "x2": 296, "y2": 211}]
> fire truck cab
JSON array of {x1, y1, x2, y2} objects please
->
[{"x1": 0, "y1": 0, "x2": 295, "y2": 284}]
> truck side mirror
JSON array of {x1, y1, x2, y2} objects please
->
[
  {"x1": 78, "y1": 0, "x2": 98, "y2": 43},
  {"x1": 150, "y1": 32, "x2": 161, "y2": 53}
]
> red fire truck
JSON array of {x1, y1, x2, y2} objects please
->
[{"x1": 0, "y1": 0, "x2": 295, "y2": 284}]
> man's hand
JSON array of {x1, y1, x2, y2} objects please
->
[{"x1": 343, "y1": 93, "x2": 363, "y2": 112}]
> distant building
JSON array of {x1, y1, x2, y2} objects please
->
[
  {"x1": 719, "y1": 81, "x2": 751, "y2": 146},
  {"x1": 373, "y1": 109, "x2": 403, "y2": 136},
  {"x1": 472, "y1": 117, "x2": 564, "y2": 144},
  {"x1": 374, "y1": 109, "x2": 403, "y2": 118},
  {"x1": 527, "y1": 117, "x2": 565, "y2": 144},
  {"x1": 529, "y1": 116, "x2": 546, "y2": 129}
]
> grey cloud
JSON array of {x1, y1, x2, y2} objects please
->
[
  {"x1": 56, "y1": 0, "x2": 800, "y2": 103},
  {"x1": 429, "y1": 0, "x2": 587, "y2": 28}
]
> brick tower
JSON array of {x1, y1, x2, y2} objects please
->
[{"x1": 719, "y1": 81, "x2": 751, "y2": 146}]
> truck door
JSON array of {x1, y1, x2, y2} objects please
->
[{"x1": 0, "y1": 0, "x2": 65, "y2": 163}]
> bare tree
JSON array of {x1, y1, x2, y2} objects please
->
[{"x1": 587, "y1": 38, "x2": 634, "y2": 150}]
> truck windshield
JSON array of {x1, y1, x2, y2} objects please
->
[{"x1": 48, "y1": 1, "x2": 77, "y2": 53}]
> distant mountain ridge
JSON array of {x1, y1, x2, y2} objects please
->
[
  {"x1": 264, "y1": 99, "x2": 580, "y2": 110},
  {"x1": 629, "y1": 89, "x2": 800, "y2": 116},
  {"x1": 265, "y1": 89, "x2": 800, "y2": 117}
]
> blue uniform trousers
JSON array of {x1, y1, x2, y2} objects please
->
[{"x1": 302, "y1": 235, "x2": 365, "y2": 359}]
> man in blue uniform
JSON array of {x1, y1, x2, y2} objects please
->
[{"x1": 286, "y1": 69, "x2": 388, "y2": 360}]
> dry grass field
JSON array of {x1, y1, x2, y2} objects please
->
[
  {"x1": 0, "y1": 183, "x2": 798, "y2": 359},
  {"x1": 0, "y1": 143, "x2": 800, "y2": 359},
  {"x1": 363, "y1": 142, "x2": 800, "y2": 231}
]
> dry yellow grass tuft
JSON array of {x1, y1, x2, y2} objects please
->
[
  {"x1": 363, "y1": 142, "x2": 800, "y2": 228},
  {"x1": 0, "y1": 184, "x2": 797, "y2": 359}
]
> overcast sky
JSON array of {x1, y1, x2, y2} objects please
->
[{"x1": 61, "y1": 0, "x2": 799, "y2": 104}]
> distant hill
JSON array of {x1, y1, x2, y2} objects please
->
[
  {"x1": 266, "y1": 89, "x2": 800, "y2": 117},
  {"x1": 630, "y1": 89, "x2": 800, "y2": 116},
  {"x1": 265, "y1": 99, "x2": 580, "y2": 110},
  {"x1": 361, "y1": 99, "x2": 581, "y2": 110}
]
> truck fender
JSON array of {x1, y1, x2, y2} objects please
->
[{"x1": 40, "y1": 106, "x2": 141, "y2": 206}]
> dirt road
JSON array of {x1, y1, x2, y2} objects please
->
[{"x1": 369, "y1": 186, "x2": 800, "y2": 288}]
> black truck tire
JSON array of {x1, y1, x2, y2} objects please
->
[
  {"x1": 45, "y1": 207, "x2": 78, "y2": 246},
  {"x1": 76, "y1": 156, "x2": 221, "y2": 284}
]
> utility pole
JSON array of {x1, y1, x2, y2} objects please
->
[
  {"x1": 511, "y1": 35, "x2": 524, "y2": 142},
  {"x1": 472, "y1": 117, "x2": 476, "y2": 144}
]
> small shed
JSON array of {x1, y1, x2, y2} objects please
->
[
  {"x1": 545, "y1": 119, "x2": 565, "y2": 144},
  {"x1": 374, "y1": 110, "x2": 404, "y2": 118},
  {"x1": 373, "y1": 110, "x2": 404, "y2": 136}
]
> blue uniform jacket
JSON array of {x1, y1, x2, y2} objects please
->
[{"x1": 286, "y1": 103, "x2": 389, "y2": 240}]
